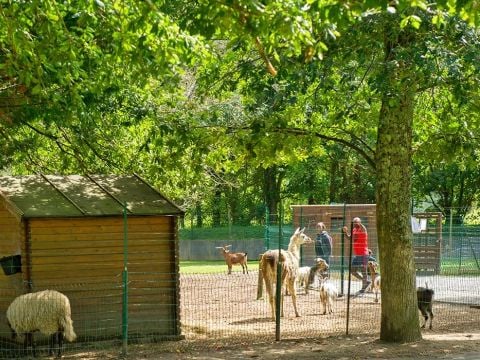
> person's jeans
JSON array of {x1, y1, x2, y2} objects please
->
[{"x1": 352, "y1": 255, "x2": 370, "y2": 289}]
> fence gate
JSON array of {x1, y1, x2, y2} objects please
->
[{"x1": 412, "y1": 212, "x2": 442, "y2": 275}]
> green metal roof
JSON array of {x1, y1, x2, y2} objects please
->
[{"x1": 0, "y1": 174, "x2": 184, "y2": 218}]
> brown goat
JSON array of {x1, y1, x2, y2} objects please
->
[
  {"x1": 259, "y1": 227, "x2": 312, "y2": 320},
  {"x1": 216, "y1": 245, "x2": 248, "y2": 274},
  {"x1": 367, "y1": 260, "x2": 381, "y2": 303}
]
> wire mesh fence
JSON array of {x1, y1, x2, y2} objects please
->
[
  {"x1": 0, "y1": 205, "x2": 479, "y2": 358},
  {"x1": 178, "y1": 204, "x2": 480, "y2": 346},
  {"x1": 179, "y1": 270, "x2": 480, "y2": 343}
]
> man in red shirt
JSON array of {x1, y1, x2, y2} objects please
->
[{"x1": 343, "y1": 217, "x2": 371, "y2": 293}]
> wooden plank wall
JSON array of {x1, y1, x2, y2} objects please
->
[
  {"x1": 413, "y1": 213, "x2": 442, "y2": 275},
  {"x1": 292, "y1": 205, "x2": 378, "y2": 266},
  {"x1": 26, "y1": 215, "x2": 178, "y2": 340},
  {"x1": 293, "y1": 205, "x2": 443, "y2": 274},
  {"x1": 0, "y1": 200, "x2": 27, "y2": 338}
]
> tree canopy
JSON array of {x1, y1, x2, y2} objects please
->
[{"x1": 1, "y1": 0, "x2": 480, "y2": 343}]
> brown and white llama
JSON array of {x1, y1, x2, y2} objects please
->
[{"x1": 259, "y1": 227, "x2": 312, "y2": 320}]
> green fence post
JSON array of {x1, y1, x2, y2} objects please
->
[
  {"x1": 122, "y1": 204, "x2": 128, "y2": 356},
  {"x1": 346, "y1": 220, "x2": 354, "y2": 336},
  {"x1": 300, "y1": 207, "x2": 303, "y2": 266},
  {"x1": 265, "y1": 206, "x2": 270, "y2": 251},
  {"x1": 275, "y1": 203, "x2": 283, "y2": 341},
  {"x1": 340, "y1": 203, "x2": 346, "y2": 296}
]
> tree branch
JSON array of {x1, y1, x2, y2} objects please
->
[{"x1": 273, "y1": 126, "x2": 376, "y2": 169}]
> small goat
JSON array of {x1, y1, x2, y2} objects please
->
[
  {"x1": 367, "y1": 261, "x2": 381, "y2": 303},
  {"x1": 319, "y1": 279, "x2": 338, "y2": 315},
  {"x1": 296, "y1": 258, "x2": 329, "y2": 295},
  {"x1": 216, "y1": 245, "x2": 248, "y2": 274},
  {"x1": 417, "y1": 285, "x2": 434, "y2": 329}
]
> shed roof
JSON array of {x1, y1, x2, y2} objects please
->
[{"x1": 0, "y1": 174, "x2": 184, "y2": 218}]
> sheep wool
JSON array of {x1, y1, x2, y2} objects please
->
[{"x1": 6, "y1": 289, "x2": 76, "y2": 342}]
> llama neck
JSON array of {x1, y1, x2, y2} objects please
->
[{"x1": 287, "y1": 242, "x2": 301, "y2": 263}]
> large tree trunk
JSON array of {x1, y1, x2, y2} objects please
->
[
  {"x1": 375, "y1": 15, "x2": 422, "y2": 342},
  {"x1": 263, "y1": 166, "x2": 283, "y2": 224}
]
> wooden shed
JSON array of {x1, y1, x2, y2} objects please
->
[{"x1": 0, "y1": 174, "x2": 184, "y2": 342}]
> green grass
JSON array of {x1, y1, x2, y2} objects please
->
[
  {"x1": 180, "y1": 260, "x2": 259, "y2": 274},
  {"x1": 441, "y1": 259, "x2": 480, "y2": 275},
  {"x1": 179, "y1": 260, "x2": 480, "y2": 276}
]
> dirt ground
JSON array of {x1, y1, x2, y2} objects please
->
[
  {"x1": 63, "y1": 271, "x2": 480, "y2": 359},
  {"x1": 65, "y1": 332, "x2": 480, "y2": 359},
  {"x1": 178, "y1": 272, "x2": 480, "y2": 337}
]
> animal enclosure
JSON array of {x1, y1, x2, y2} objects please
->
[
  {"x1": 179, "y1": 269, "x2": 480, "y2": 343},
  {"x1": 0, "y1": 174, "x2": 184, "y2": 355}
]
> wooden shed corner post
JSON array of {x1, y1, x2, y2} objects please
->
[
  {"x1": 122, "y1": 205, "x2": 128, "y2": 356},
  {"x1": 24, "y1": 219, "x2": 33, "y2": 293}
]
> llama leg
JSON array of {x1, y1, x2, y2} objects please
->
[
  {"x1": 262, "y1": 267, "x2": 277, "y2": 319},
  {"x1": 288, "y1": 282, "x2": 300, "y2": 317},
  {"x1": 267, "y1": 288, "x2": 276, "y2": 319},
  {"x1": 281, "y1": 292, "x2": 285, "y2": 317},
  {"x1": 270, "y1": 296, "x2": 276, "y2": 319},
  {"x1": 428, "y1": 308, "x2": 433, "y2": 329},
  {"x1": 228, "y1": 265, "x2": 232, "y2": 274}
]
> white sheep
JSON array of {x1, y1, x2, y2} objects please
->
[
  {"x1": 6, "y1": 289, "x2": 77, "y2": 358},
  {"x1": 319, "y1": 280, "x2": 338, "y2": 315}
]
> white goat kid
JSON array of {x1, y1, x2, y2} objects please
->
[
  {"x1": 216, "y1": 245, "x2": 248, "y2": 274},
  {"x1": 260, "y1": 227, "x2": 312, "y2": 320},
  {"x1": 319, "y1": 279, "x2": 338, "y2": 315}
]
